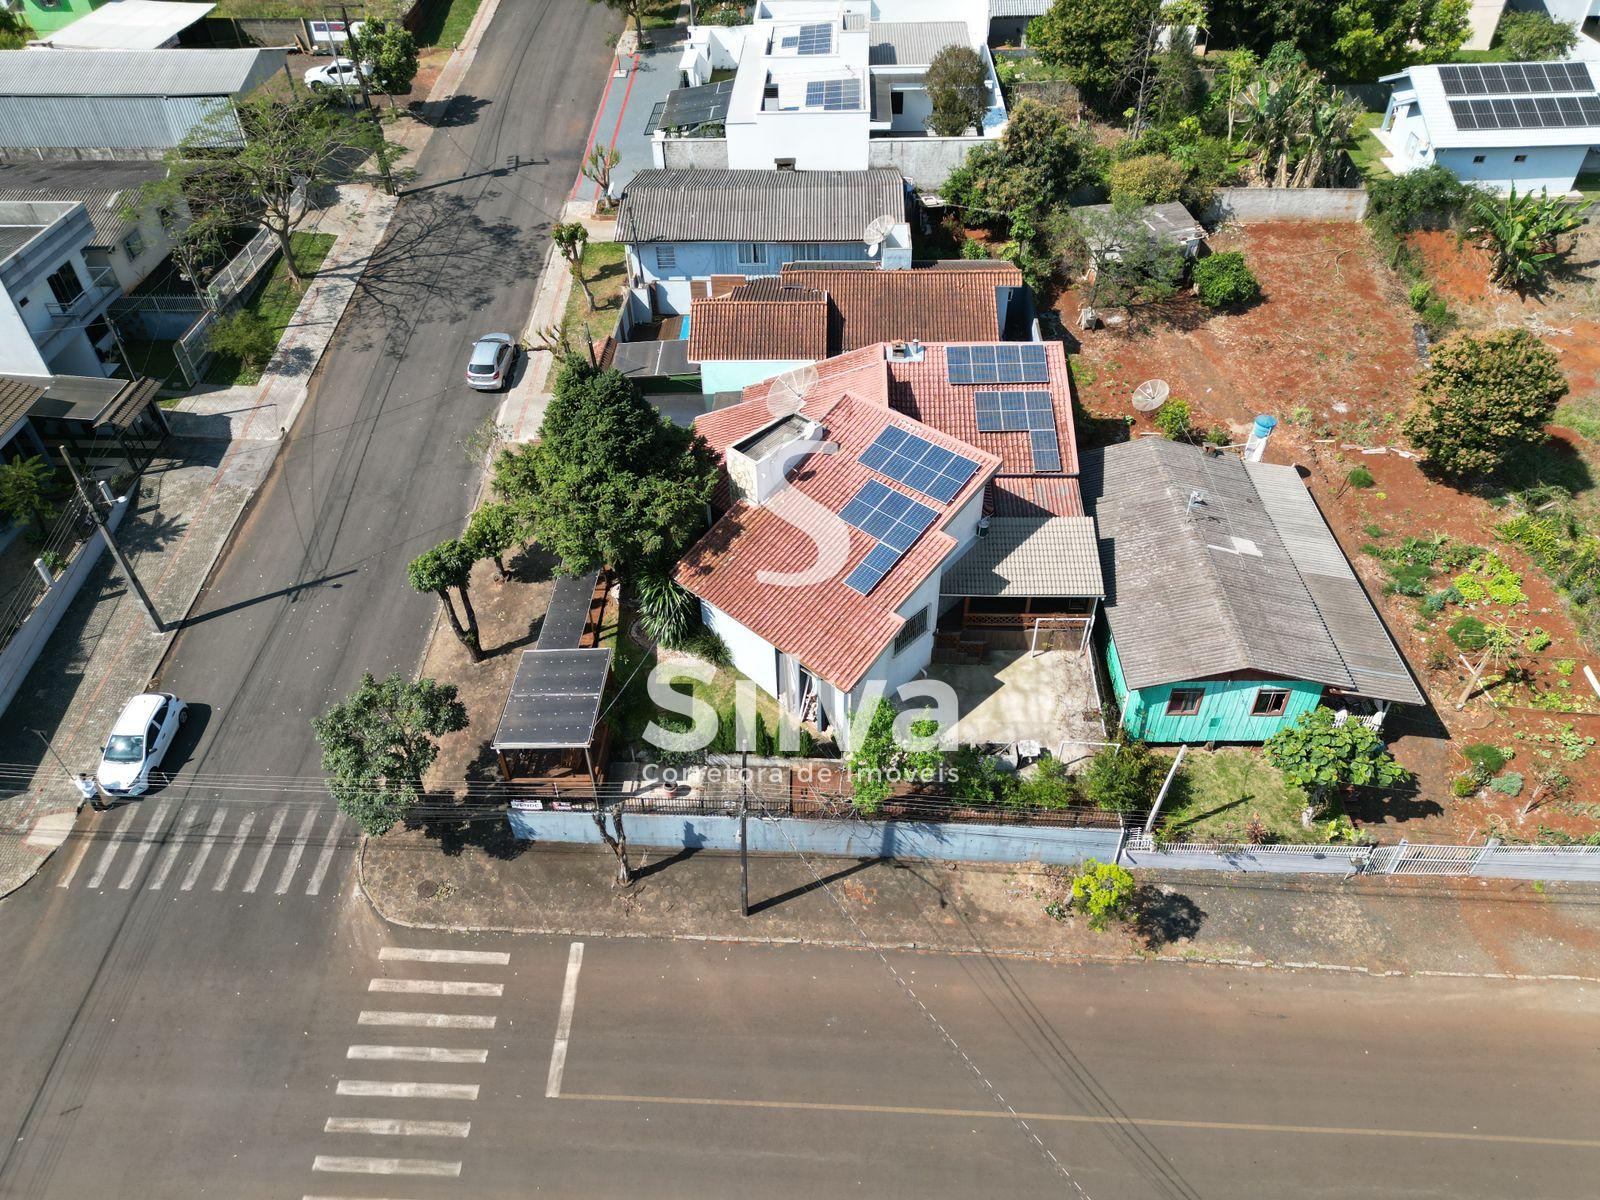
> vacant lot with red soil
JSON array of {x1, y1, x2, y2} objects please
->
[{"x1": 1069, "y1": 219, "x2": 1600, "y2": 844}]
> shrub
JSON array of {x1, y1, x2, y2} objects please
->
[
  {"x1": 1244, "y1": 815, "x2": 1272, "y2": 844},
  {"x1": 925, "y1": 44, "x2": 989, "y2": 136},
  {"x1": 1493, "y1": 10, "x2": 1578, "y2": 62},
  {"x1": 1488, "y1": 771, "x2": 1525, "y2": 797},
  {"x1": 1363, "y1": 523, "x2": 1385, "y2": 538},
  {"x1": 1082, "y1": 739, "x2": 1166, "y2": 813},
  {"x1": 1402, "y1": 328, "x2": 1568, "y2": 478},
  {"x1": 678, "y1": 625, "x2": 731, "y2": 668},
  {"x1": 959, "y1": 237, "x2": 990, "y2": 260},
  {"x1": 1526, "y1": 628, "x2": 1552, "y2": 653},
  {"x1": 1108, "y1": 153, "x2": 1188, "y2": 205},
  {"x1": 1555, "y1": 658, "x2": 1577, "y2": 677},
  {"x1": 208, "y1": 309, "x2": 278, "y2": 368},
  {"x1": 1264, "y1": 707, "x2": 1409, "y2": 794},
  {"x1": 1013, "y1": 756, "x2": 1081, "y2": 809},
  {"x1": 1347, "y1": 466, "x2": 1375, "y2": 489},
  {"x1": 1447, "y1": 614, "x2": 1488, "y2": 650},
  {"x1": 1408, "y1": 280, "x2": 1435, "y2": 311},
  {"x1": 634, "y1": 563, "x2": 699, "y2": 648},
  {"x1": 1193, "y1": 251, "x2": 1260, "y2": 308},
  {"x1": 1451, "y1": 773, "x2": 1480, "y2": 797},
  {"x1": 945, "y1": 745, "x2": 1015, "y2": 805},
  {"x1": 1154, "y1": 398, "x2": 1192, "y2": 440},
  {"x1": 1060, "y1": 858, "x2": 1138, "y2": 931},
  {"x1": 1463, "y1": 743, "x2": 1509, "y2": 776}
]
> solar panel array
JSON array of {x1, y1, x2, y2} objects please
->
[
  {"x1": 858, "y1": 426, "x2": 979, "y2": 503},
  {"x1": 839, "y1": 480, "x2": 938, "y2": 595},
  {"x1": 494, "y1": 648, "x2": 612, "y2": 749},
  {"x1": 804, "y1": 77, "x2": 860, "y2": 110},
  {"x1": 780, "y1": 22, "x2": 833, "y2": 55},
  {"x1": 1438, "y1": 62, "x2": 1592, "y2": 97},
  {"x1": 974, "y1": 390, "x2": 1053, "y2": 433},
  {"x1": 946, "y1": 343, "x2": 1049, "y2": 385},
  {"x1": 1030, "y1": 428, "x2": 1062, "y2": 472},
  {"x1": 1448, "y1": 95, "x2": 1600, "y2": 130}
]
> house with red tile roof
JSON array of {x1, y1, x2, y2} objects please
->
[
  {"x1": 686, "y1": 261, "x2": 1033, "y2": 394},
  {"x1": 674, "y1": 339, "x2": 1103, "y2": 745}
]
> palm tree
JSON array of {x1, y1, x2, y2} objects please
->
[
  {"x1": 1469, "y1": 186, "x2": 1591, "y2": 292},
  {"x1": 552, "y1": 222, "x2": 595, "y2": 311},
  {"x1": 1290, "y1": 87, "x2": 1363, "y2": 188},
  {"x1": 1238, "y1": 69, "x2": 1312, "y2": 187}
]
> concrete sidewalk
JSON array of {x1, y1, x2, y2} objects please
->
[
  {"x1": 0, "y1": 438, "x2": 278, "y2": 895},
  {"x1": 360, "y1": 830, "x2": 1600, "y2": 980}
]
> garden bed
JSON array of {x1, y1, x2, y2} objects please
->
[{"x1": 206, "y1": 231, "x2": 335, "y2": 387}]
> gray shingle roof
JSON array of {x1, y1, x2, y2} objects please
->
[
  {"x1": 616, "y1": 169, "x2": 905, "y2": 244},
  {"x1": 0, "y1": 48, "x2": 279, "y2": 97},
  {"x1": 868, "y1": 21, "x2": 969, "y2": 66},
  {"x1": 941, "y1": 517, "x2": 1104, "y2": 598},
  {"x1": 1082, "y1": 439, "x2": 1422, "y2": 704}
]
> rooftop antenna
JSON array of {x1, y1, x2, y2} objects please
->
[
  {"x1": 1186, "y1": 489, "x2": 1206, "y2": 516},
  {"x1": 862, "y1": 213, "x2": 898, "y2": 257},
  {"x1": 763, "y1": 362, "x2": 820, "y2": 416}
]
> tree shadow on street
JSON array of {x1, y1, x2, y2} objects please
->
[
  {"x1": 413, "y1": 803, "x2": 527, "y2": 860},
  {"x1": 1130, "y1": 885, "x2": 1205, "y2": 949}
]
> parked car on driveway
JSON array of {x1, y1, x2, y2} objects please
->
[
  {"x1": 304, "y1": 58, "x2": 372, "y2": 95},
  {"x1": 466, "y1": 333, "x2": 517, "y2": 391},
  {"x1": 96, "y1": 693, "x2": 188, "y2": 798}
]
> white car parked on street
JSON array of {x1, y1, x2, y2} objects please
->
[{"x1": 96, "y1": 692, "x2": 188, "y2": 797}]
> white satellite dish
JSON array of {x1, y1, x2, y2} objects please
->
[
  {"x1": 1131, "y1": 379, "x2": 1170, "y2": 413},
  {"x1": 765, "y1": 362, "x2": 820, "y2": 411},
  {"x1": 862, "y1": 213, "x2": 898, "y2": 254}
]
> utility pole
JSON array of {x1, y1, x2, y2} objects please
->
[
  {"x1": 739, "y1": 751, "x2": 750, "y2": 918},
  {"x1": 63, "y1": 454, "x2": 162, "y2": 633},
  {"x1": 342, "y1": 4, "x2": 397, "y2": 197},
  {"x1": 33, "y1": 729, "x2": 75, "y2": 783}
]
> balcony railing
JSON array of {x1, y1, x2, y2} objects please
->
[{"x1": 41, "y1": 265, "x2": 118, "y2": 334}]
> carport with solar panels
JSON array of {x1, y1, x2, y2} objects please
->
[{"x1": 491, "y1": 570, "x2": 615, "y2": 795}]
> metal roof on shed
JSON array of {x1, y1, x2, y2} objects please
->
[
  {"x1": 867, "y1": 21, "x2": 968, "y2": 66},
  {"x1": 492, "y1": 648, "x2": 612, "y2": 750},
  {"x1": 616, "y1": 168, "x2": 905, "y2": 244},
  {"x1": 0, "y1": 48, "x2": 283, "y2": 97},
  {"x1": 32, "y1": 1, "x2": 216, "y2": 50}
]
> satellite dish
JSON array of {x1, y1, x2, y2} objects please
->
[
  {"x1": 1131, "y1": 379, "x2": 1170, "y2": 413},
  {"x1": 862, "y1": 213, "x2": 898, "y2": 252},
  {"x1": 765, "y1": 362, "x2": 820, "y2": 411}
]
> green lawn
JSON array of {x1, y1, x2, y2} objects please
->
[
  {"x1": 1346, "y1": 110, "x2": 1392, "y2": 182},
  {"x1": 206, "y1": 231, "x2": 336, "y2": 387},
  {"x1": 1159, "y1": 747, "x2": 1326, "y2": 845},
  {"x1": 561, "y1": 240, "x2": 628, "y2": 345},
  {"x1": 1574, "y1": 172, "x2": 1600, "y2": 205},
  {"x1": 642, "y1": 0, "x2": 685, "y2": 30},
  {"x1": 116, "y1": 338, "x2": 184, "y2": 394},
  {"x1": 414, "y1": 0, "x2": 483, "y2": 49},
  {"x1": 208, "y1": 1, "x2": 363, "y2": 15}
]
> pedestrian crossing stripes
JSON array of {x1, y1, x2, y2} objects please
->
[
  {"x1": 57, "y1": 803, "x2": 354, "y2": 898},
  {"x1": 310, "y1": 949, "x2": 513, "y2": 1196}
]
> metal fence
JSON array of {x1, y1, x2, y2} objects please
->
[
  {"x1": 0, "y1": 494, "x2": 93, "y2": 658},
  {"x1": 204, "y1": 224, "x2": 279, "y2": 311}
]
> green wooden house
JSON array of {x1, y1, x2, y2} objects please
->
[{"x1": 1082, "y1": 438, "x2": 1423, "y2": 745}]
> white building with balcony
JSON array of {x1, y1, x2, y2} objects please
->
[
  {"x1": 0, "y1": 200, "x2": 124, "y2": 378},
  {"x1": 661, "y1": 0, "x2": 1005, "y2": 177}
]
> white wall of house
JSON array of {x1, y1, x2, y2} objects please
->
[
  {"x1": 700, "y1": 358, "x2": 816, "y2": 394},
  {"x1": 91, "y1": 213, "x2": 172, "y2": 294},
  {"x1": 1438, "y1": 145, "x2": 1592, "y2": 195},
  {"x1": 728, "y1": 109, "x2": 870, "y2": 170},
  {"x1": 627, "y1": 240, "x2": 885, "y2": 313},
  {"x1": 700, "y1": 601, "x2": 781, "y2": 697},
  {"x1": 1, "y1": 251, "x2": 110, "y2": 376},
  {"x1": 0, "y1": 287, "x2": 49, "y2": 376}
]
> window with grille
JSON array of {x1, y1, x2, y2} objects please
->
[
  {"x1": 737, "y1": 242, "x2": 768, "y2": 265},
  {"x1": 655, "y1": 245, "x2": 677, "y2": 270},
  {"x1": 894, "y1": 606, "x2": 930, "y2": 654}
]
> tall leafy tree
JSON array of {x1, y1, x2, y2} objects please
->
[
  {"x1": 408, "y1": 539, "x2": 484, "y2": 661},
  {"x1": 944, "y1": 100, "x2": 1104, "y2": 235},
  {"x1": 1493, "y1": 9, "x2": 1578, "y2": 61},
  {"x1": 1469, "y1": 187, "x2": 1590, "y2": 293},
  {"x1": 312, "y1": 672, "x2": 468, "y2": 836},
  {"x1": 924, "y1": 45, "x2": 990, "y2": 136},
  {"x1": 492, "y1": 360, "x2": 718, "y2": 579},
  {"x1": 353, "y1": 18, "x2": 420, "y2": 103},
  {"x1": 1028, "y1": 0, "x2": 1163, "y2": 98},
  {"x1": 1204, "y1": 2, "x2": 1467, "y2": 77},
  {"x1": 462, "y1": 501, "x2": 529, "y2": 579},
  {"x1": 1070, "y1": 201, "x2": 1187, "y2": 314},
  {"x1": 1402, "y1": 328, "x2": 1569, "y2": 478},
  {"x1": 177, "y1": 96, "x2": 386, "y2": 292}
]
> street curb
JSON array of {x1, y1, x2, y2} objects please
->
[{"x1": 354, "y1": 851, "x2": 1600, "y2": 984}]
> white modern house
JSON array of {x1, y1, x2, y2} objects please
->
[
  {"x1": 1376, "y1": 60, "x2": 1600, "y2": 193},
  {"x1": 0, "y1": 160, "x2": 174, "y2": 294},
  {"x1": 1463, "y1": 1, "x2": 1600, "y2": 58},
  {"x1": 0, "y1": 200, "x2": 124, "y2": 378},
  {"x1": 661, "y1": 0, "x2": 1005, "y2": 175},
  {"x1": 615, "y1": 167, "x2": 911, "y2": 315}
]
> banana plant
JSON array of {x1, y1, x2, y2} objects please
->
[{"x1": 1469, "y1": 186, "x2": 1591, "y2": 292}]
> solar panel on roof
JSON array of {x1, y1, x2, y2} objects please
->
[
  {"x1": 858, "y1": 427, "x2": 979, "y2": 503},
  {"x1": 795, "y1": 22, "x2": 832, "y2": 55},
  {"x1": 844, "y1": 543, "x2": 901, "y2": 595},
  {"x1": 1439, "y1": 60, "x2": 1595, "y2": 97},
  {"x1": 946, "y1": 344, "x2": 1048, "y2": 386},
  {"x1": 494, "y1": 648, "x2": 612, "y2": 749},
  {"x1": 1448, "y1": 95, "x2": 1600, "y2": 129},
  {"x1": 804, "y1": 77, "x2": 859, "y2": 110},
  {"x1": 1029, "y1": 428, "x2": 1062, "y2": 473},
  {"x1": 839, "y1": 479, "x2": 937, "y2": 551},
  {"x1": 973, "y1": 390, "x2": 1055, "y2": 434}
]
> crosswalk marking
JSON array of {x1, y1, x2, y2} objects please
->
[
  {"x1": 210, "y1": 810, "x2": 255, "y2": 891},
  {"x1": 378, "y1": 947, "x2": 510, "y2": 966},
  {"x1": 311, "y1": 1155, "x2": 462, "y2": 1177},
  {"x1": 335, "y1": 1080, "x2": 479, "y2": 1101},
  {"x1": 357, "y1": 1011, "x2": 496, "y2": 1030},
  {"x1": 346, "y1": 1045, "x2": 489, "y2": 1065},
  {"x1": 86, "y1": 805, "x2": 140, "y2": 890},
  {"x1": 305, "y1": 812, "x2": 346, "y2": 896},
  {"x1": 117, "y1": 800, "x2": 173, "y2": 890},
  {"x1": 323, "y1": 1118, "x2": 471, "y2": 1138},
  {"x1": 241, "y1": 806, "x2": 288, "y2": 893},
  {"x1": 179, "y1": 810, "x2": 228, "y2": 891},
  {"x1": 149, "y1": 809, "x2": 205, "y2": 891},
  {"x1": 275, "y1": 807, "x2": 321, "y2": 894},
  {"x1": 367, "y1": 979, "x2": 503, "y2": 997}
]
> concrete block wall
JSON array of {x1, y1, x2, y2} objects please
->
[{"x1": 1204, "y1": 187, "x2": 1369, "y2": 223}]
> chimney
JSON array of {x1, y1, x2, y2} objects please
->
[
  {"x1": 884, "y1": 340, "x2": 925, "y2": 363},
  {"x1": 726, "y1": 415, "x2": 828, "y2": 506},
  {"x1": 1243, "y1": 414, "x2": 1277, "y2": 463}
]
